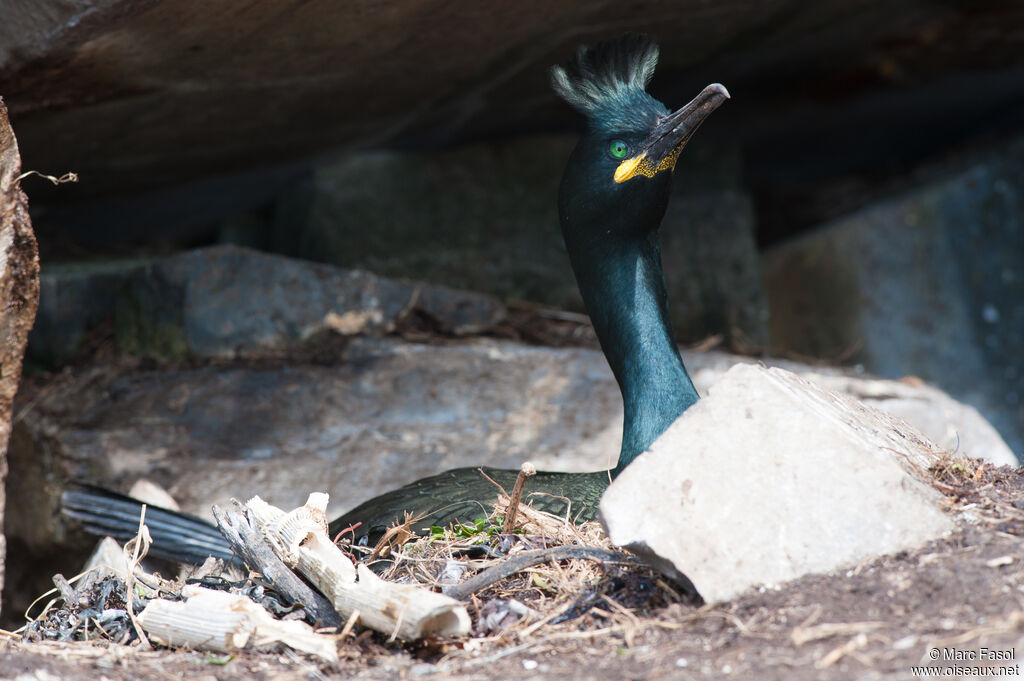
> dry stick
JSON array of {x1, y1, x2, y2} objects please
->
[
  {"x1": 52, "y1": 574, "x2": 77, "y2": 606},
  {"x1": 245, "y1": 495, "x2": 470, "y2": 640},
  {"x1": 211, "y1": 505, "x2": 344, "y2": 629},
  {"x1": 15, "y1": 170, "x2": 78, "y2": 185},
  {"x1": 338, "y1": 610, "x2": 361, "y2": 640},
  {"x1": 502, "y1": 462, "x2": 537, "y2": 534},
  {"x1": 123, "y1": 505, "x2": 152, "y2": 650},
  {"x1": 445, "y1": 546, "x2": 645, "y2": 601}
]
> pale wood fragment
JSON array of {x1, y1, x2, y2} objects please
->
[
  {"x1": 138, "y1": 584, "x2": 338, "y2": 661},
  {"x1": 246, "y1": 493, "x2": 471, "y2": 640},
  {"x1": 212, "y1": 503, "x2": 343, "y2": 629}
]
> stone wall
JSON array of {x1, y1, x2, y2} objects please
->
[{"x1": 764, "y1": 136, "x2": 1024, "y2": 454}]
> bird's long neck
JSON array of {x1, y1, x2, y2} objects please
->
[{"x1": 567, "y1": 227, "x2": 699, "y2": 476}]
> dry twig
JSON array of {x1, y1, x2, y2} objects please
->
[{"x1": 502, "y1": 462, "x2": 537, "y2": 533}]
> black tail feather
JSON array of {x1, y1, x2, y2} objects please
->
[{"x1": 62, "y1": 486, "x2": 235, "y2": 565}]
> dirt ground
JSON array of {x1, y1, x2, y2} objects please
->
[{"x1": 2, "y1": 463, "x2": 1022, "y2": 680}]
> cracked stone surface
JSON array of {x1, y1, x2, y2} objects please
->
[{"x1": 600, "y1": 364, "x2": 956, "y2": 604}]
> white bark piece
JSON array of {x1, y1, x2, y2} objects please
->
[
  {"x1": 138, "y1": 585, "x2": 338, "y2": 661},
  {"x1": 246, "y1": 493, "x2": 471, "y2": 640}
]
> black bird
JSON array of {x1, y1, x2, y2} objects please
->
[{"x1": 62, "y1": 35, "x2": 728, "y2": 562}]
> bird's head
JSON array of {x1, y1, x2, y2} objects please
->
[{"x1": 552, "y1": 35, "x2": 729, "y2": 241}]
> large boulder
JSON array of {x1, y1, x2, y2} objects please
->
[
  {"x1": 265, "y1": 138, "x2": 582, "y2": 309},
  {"x1": 3, "y1": 1, "x2": 1022, "y2": 207},
  {"x1": 600, "y1": 364, "x2": 955, "y2": 603},
  {"x1": 30, "y1": 245, "x2": 505, "y2": 364}
]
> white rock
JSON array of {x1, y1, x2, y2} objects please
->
[
  {"x1": 689, "y1": 355, "x2": 1017, "y2": 467},
  {"x1": 800, "y1": 372, "x2": 1018, "y2": 467},
  {"x1": 600, "y1": 363, "x2": 954, "y2": 604}
]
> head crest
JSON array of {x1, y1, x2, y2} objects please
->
[{"x1": 550, "y1": 35, "x2": 663, "y2": 128}]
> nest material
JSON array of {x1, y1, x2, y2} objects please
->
[
  {"x1": 375, "y1": 492, "x2": 691, "y2": 640},
  {"x1": 15, "y1": 489, "x2": 694, "y2": 656}
]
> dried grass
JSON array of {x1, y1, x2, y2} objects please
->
[{"x1": 371, "y1": 491, "x2": 697, "y2": 656}]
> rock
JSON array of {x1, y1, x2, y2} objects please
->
[
  {"x1": 763, "y1": 135, "x2": 1024, "y2": 456},
  {"x1": 0, "y1": 98, "x2": 41, "y2": 616},
  {"x1": 688, "y1": 357, "x2": 1018, "y2": 468},
  {"x1": 266, "y1": 139, "x2": 582, "y2": 309},
  {"x1": 797, "y1": 372, "x2": 1018, "y2": 468},
  {"x1": 260, "y1": 136, "x2": 766, "y2": 345},
  {"x1": 662, "y1": 186, "x2": 767, "y2": 347},
  {"x1": 599, "y1": 364, "x2": 955, "y2": 604},
  {"x1": 14, "y1": 338, "x2": 625, "y2": 529},
  {"x1": 10, "y1": 339, "x2": 1011, "y2": 552},
  {"x1": 29, "y1": 245, "x2": 505, "y2": 363},
  {"x1": 3, "y1": 1, "x2": 1022, "y2": 207},
  {"x1": 128, "y1": 479, "x2": 181, "y2": 512}
]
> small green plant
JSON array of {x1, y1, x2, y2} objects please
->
[{"x1": 429, "y1": 517, "x2": 501, "y2": 541}]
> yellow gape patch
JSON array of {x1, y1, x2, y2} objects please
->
[{"x1": 613, "y1": 143, "x2": 686, "y2": 184}]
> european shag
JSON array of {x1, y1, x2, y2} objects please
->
[{"x1": 62, "y1": 35, "x2": 728, "y2": 562}]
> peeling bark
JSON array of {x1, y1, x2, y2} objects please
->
[{"x1": 0, "y1": 97, "x2": 41, "y2": 617}]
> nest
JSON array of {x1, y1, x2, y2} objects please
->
[
  {"x1": 10, "y1": 488, "x2": 697, "y2": 660},
  {"x1": 374, "y1": 493, "x2": 692, "y2": 639}
]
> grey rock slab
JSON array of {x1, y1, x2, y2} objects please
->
[
  {"x1": 14, "y1": 338, "x2": 624, "y2": 528},
  {"x1": 600, "y1": 363, "x2": 956, "y2": 604},
  {"x1": 30, "y1": 245, "x2": 505, "y2": 363},
  {"x1": 5, "y1": 0, "x2": 1023, "y2": 203},
  {"x1": 661, "y1": 187, "x2": 768, "y2": 348},
  {"x1": 763, "y1": 135, "x2": 1024, "y2": 456},
  {"x1": 10, "y1": 337, "x2": 1012, "y2": 560}
]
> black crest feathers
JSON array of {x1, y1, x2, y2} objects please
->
[{"x1": 550, "y1": 34, "x2": 660, "y2": 118}]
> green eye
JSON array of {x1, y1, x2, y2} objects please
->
[{"x1": 608, "y1": 140, "x2": 629, "y2": 159}]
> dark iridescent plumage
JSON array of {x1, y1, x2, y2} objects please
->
[{"x1": 551, "y1": 35, "x2": 666, "y2": 132}]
